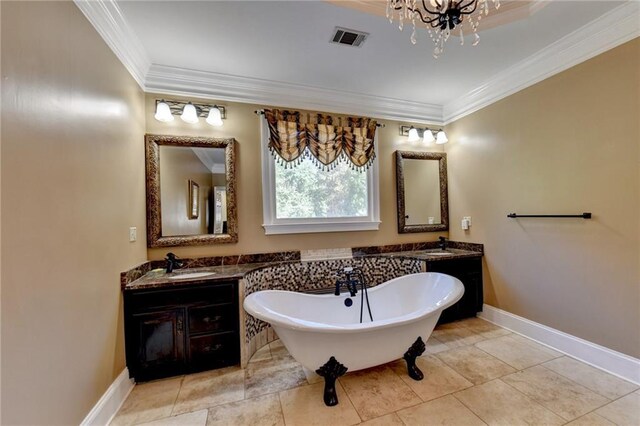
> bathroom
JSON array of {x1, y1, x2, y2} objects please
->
[{"x1": 1, "y1": 1, "x2": 639, "y2": 425}]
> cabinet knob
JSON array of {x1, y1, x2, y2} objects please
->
[
  {"x1": 203, "y1": 315, "x2": 222, "y2": 323},
  {"x1": 177, "y1": 318, "x2": 184, "y2": 333},
  {"x1": 204, "y1": 344, "x2": 223, "y2": 352}
]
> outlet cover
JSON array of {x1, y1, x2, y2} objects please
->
[{"x1": 129, "y1": 227, "x2": 137, "y2": 242}]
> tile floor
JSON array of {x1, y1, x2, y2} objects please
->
[{"x1": 111, "y1": 317, "x2": 639, "y2": 426}]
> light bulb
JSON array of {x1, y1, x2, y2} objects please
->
[
  {"x1": 423, "y1": 129, "x2": 435, "y2": 143},
  {"x1": 407, "y1": 127, "x2": 420, "y2": 142},
  {"x1": 154, "y1": 101, "x2": 174, "y2": 122},
  {"x1": 436, "y1": 130, "x2": 449, "y2": 144},
  {"x1": 206, "y1": 106, "x2": 223, "y2": 127},
  {"x1": 181, "y1": 103, "x2": 199, "y2": 124}
]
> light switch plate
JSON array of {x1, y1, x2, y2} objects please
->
[{"x1": 129, "y1": 227, "x2": 137, "y2": 242}]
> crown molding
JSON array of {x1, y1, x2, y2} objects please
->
[
  {"x1": 76, "y1": 0, "x2": 638, "y2": 126},
  {"x1": 443, "y1": 1, "x2": 640, "y2": 124},
  {"x1": 145, "y1": 65, "x2": 444, "y2": 124},
  {"x1": 73, "y1": 0, "x2": 150, "y2": 89}
]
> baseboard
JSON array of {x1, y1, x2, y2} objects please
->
[
  {"x1": 479, "y1": 304, "x2": 640, "y2": 385},
  {"x1": 80, "y1": 368, "x2": 135, "y2": 425}
]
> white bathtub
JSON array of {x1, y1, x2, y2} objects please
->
[{"x1": 243, "y1": 272, "x2": 464, "y2": 373}]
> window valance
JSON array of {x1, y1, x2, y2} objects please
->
[{"x1": 263, "y1": 109, "x2": 378, "y2": 170}]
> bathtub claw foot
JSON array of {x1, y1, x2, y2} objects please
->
[
  {"x1": 316, "y1": 356, "x2": 348, "y2": 406},
  {"x1": 404, "y1": 337, "x2": 426, "y2": 381}
]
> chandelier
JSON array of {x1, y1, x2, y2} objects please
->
[{"x1": 386, "y1": 0, "x2": 501, "y2": 58}]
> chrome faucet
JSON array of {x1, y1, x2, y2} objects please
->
[
  {"x1": 165, "y1": 252, "x2": 183, "y2": 273},
  {"x1": 438, "y1": 236, "x2": 448, "y2": 250}
]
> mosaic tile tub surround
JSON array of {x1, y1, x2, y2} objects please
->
[{"x1": 242, "y1": 256, "x2": 423, "y2": 364}]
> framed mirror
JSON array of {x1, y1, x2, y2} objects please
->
[
  {"x1": 145, "y1": 134, "x2": 237, "y2": 247},
  {"x1": 395, "y1": 151, "x2": 448, "y2": 233}
]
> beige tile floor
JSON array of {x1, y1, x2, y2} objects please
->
[{"x1": 111, "y1": 318, "x2": 639, "y2": 426}]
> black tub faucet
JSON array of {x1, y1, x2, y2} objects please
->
[
  {"x1": 438, "y1": 236, "x2": 448, "y2": 250},
  {"x1": 335, "y1": 267, "x2": 358, "y2": 297},
  {"x1": 165, "y1": 252, "x2": 183, "y2": 273},
  {"x1": 345, "y1": 269, "x2": 358, "y2": 297},
  {"x1": 334, "y1": 278, "x2": 344, "y2": 296}
]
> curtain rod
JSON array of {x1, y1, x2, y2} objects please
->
[{"x1": 254, "y1": 110, "x2": 385, "y2": 127}]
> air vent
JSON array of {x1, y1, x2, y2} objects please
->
[{"x1": 330, "y1": 27, "x2": 368, "y2": 47}]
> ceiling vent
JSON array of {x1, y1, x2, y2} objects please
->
[{"x1": 330, "y1": 27, "x2": 368, "y2": 47}]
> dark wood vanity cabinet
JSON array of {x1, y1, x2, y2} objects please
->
[
  {"x1": 124, "y1": 281, "x2": 240, "y2": 382},
  {"x1": 427, "y1": 257, "x2": 484, "y2": 324},
  {"x1": 129, "y1": 309, "x2": 186, "y2": 379}
]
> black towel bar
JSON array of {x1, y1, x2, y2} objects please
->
[{"x1": 507, "y1": 213, "x2": 592, "y2": 219}]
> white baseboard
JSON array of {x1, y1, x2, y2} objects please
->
[
  {"x1": 479, "y1": 304, "x2": 640, "y2": 386},
  {"x1": 81, "y1": 368, "x2": 135, "y2": 425}
]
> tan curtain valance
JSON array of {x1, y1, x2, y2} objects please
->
[{"x1": 264, "y1": 109, "x2": 378, "y2": 171}]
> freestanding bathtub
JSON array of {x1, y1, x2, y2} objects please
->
[{"x1": 244, "y1": 272, "x2": 464, "y2": 405}]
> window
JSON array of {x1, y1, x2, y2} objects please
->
[{"x1": 261, "y1": 119, "x2": 380, "y2": 235}]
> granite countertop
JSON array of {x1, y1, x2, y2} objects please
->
[
  {"x1": 125, "y1": 263, "x2": 275, "y2": 291},
  {"x1": 374, "y1": 248, "x2": 483, "y2": 261},
  {"x1": 125, "y1": 245, "x2": 483, "y2": 291}
]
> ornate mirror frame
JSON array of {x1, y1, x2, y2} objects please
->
[
  {"x1": 145, "y1": 134, "x2": 238, "y2": 247},
  {"x1": 395, "y1": 150, "x2": 449, "y2": 233}
]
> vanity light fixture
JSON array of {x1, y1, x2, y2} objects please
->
[
  {"x1": 181, "y1": 103, "x2": 199, "y2": 124},
  {"x1": 436, "y1": 130, "x2": 449, "y2": 144},
  {"x1": 423, "y1": 129, "x2": 436, "y2": 143},
  {"x1": 407, "y1": 126, "x2": 420, "y2": 142},
  {"x1": 154, "y1": 100, "x2": 174, "y2": 122},
  {"x1": 154, "y1": 100, "x2": 227, "y2": 127},
  {"x1": 206, "y1": 106, "x2": 223, "y2": 127},
  {"x1": 400, "y1": 125, "x2": 447, "y2": 144}
]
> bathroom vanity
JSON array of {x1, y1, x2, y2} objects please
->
[
  {"x1": 122, "y1": 242, "x2": 483, "y2": 381},
  {"x1": 123, "y1": 279, "x2": 240, "y2": 382}
]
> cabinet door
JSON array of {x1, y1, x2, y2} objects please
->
[
  {"x1": 188, "y1": 303, "x2": 237, "y2": 335},
  {"x1": 456, "y1": 272, "x2": 482, "y2": 318},
  {"x1": 131, "y1": 309, "x2": 185, "y2": 380},
  {"x1": 427, "y1": 258, "x2": 483, "y2": 323},
  {"x1": 188, "y1": 331, "x2": 240, "y2": 373}
]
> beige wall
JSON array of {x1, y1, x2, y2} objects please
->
[
  {"x1": 446, "y1": 39, "x2": 640, "y2": 358},
  {"x1": 1, "y1": 2, "x2": 147, "y2": 424},
  {"x1": 4, "y1": 4, "x2": 636, "y2": 424},
  {"x1": 146, "y1": 95, "x2": 446, "y2": 260},
  {"x1": 160, "y1": 146, "x2": 212, "y2": 236}
]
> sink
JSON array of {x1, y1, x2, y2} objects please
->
[
  {"x1": 414, "y1": 250, "x2": 454, "y2": 256},
  {"x1": 167, "y1": 272, "x2": 216, "y2": 280}
]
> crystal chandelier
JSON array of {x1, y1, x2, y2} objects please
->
[{"x1": 386, "y1": 0, "x2": 501, "y2": 58}]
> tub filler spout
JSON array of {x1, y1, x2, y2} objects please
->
[{"x1": 334, "y1": 267, "x2": 358, "y2": 297}]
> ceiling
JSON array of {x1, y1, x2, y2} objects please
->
[
  {"x1": 101, "y1": 0, "x2": 636, "y2": 123},
  {"x1": 192, "y1": 147, "x2": 226, "y2": 174}
]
